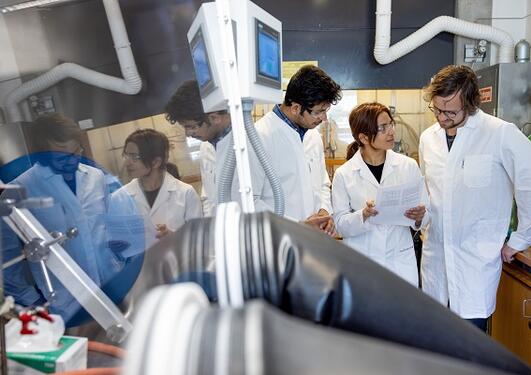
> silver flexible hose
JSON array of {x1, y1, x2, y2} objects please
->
[{"x1": 217, "y1": 100, "x2": 285, "y2": 216}]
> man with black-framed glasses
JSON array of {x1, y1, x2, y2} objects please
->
[
  {"x1": 419, "y1": 65, "x2": 531, "y2": 332},
  {"x1": 251, "y1": 65, "x2": 341, "y2": 236},
  {"x1": 165, "y1": 80, "x2": 233, "y2": 216}
]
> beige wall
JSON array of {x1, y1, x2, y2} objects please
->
[
  {"x1": 86, "y1": 114, "x2": 202, "y2": 193},
  {"x1": 87, "y1": 89, "x2": 436, "y2": 194},
  {"x1": 252, "y1": 89, "x2": 436, "y2": 161}
]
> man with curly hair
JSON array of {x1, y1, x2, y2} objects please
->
[{"x1": 252, "y1": 65, "x2": 342, "y2": 235}]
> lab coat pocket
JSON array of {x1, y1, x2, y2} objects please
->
[
  {"x1": 165, "y1": 205, "x2": 186, "y2": 231},
  {"x1": 474, "y1": 219, "x2": 506, "y2": 265},
  {"x1": 463, "y1": 155, "x2": 492, "y2": 188}
]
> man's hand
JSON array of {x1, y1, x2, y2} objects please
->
[
  {"x1": 501, "y1": 243, "x2": 520, "y2": 263},
  {"x1": 404, "y1": 204, "x2": 426, "y2": 228},
  {"x1": 303, "y1": 209, "x2": 337, "y2": 237},
  {"x1": 316, "y1": 209, "x2": 337, "y2": 237},
  {"x1": 155, "y1": 224, "x2": 171, "y2": 239}
]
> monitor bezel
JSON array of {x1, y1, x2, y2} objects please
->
[
  {"x1": 255, "y1": 18, "x2": 281, "y2": 89},
  {"x1": 190, "y1": 27, "x2": 217, "y2": 97}
]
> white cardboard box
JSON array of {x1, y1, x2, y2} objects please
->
[{"x1": 7, "y1": 336, "x2": 88, "y2": 374}]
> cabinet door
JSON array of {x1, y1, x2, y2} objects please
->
[{"x1": 491, "y1": 267, "x2": 531, "y2": 364}]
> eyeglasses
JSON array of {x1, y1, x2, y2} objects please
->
[
  {"x1": 122, "y1": 152, "x2": 142, "y2": 161},
  {"x1": 428, "y1": 105, "x2": 464, "y2": 119},
  {"x1": 377, "y1": 121, "x2": 396, "y2": 134},
  {"x1": 306, "y1": 106, "x2": 331, "y2": 119},
  {"x1": 180, "y1": 120, "x2": 207, "y2": 133}
]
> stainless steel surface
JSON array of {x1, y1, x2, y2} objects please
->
[
  {"x1": 515, "y1": 39, "x2": 530, "y2": 63},
  {"x1": 477, "y1": 63, "x2": 531, "y2": 131},
  {"x1": 454, "y1": 0, "x2": 492, "y2": 69}
]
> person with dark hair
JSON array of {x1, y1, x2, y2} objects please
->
[
  {"x1": 332, "y1": 103, "x2": 427, "y2": 286},
  {"x1": 165, "y1": 162, "x2": 180, "y2": 180},
  {"x1": 165, "y1": 79, "x2": 233, "y2": 216},
  {"x1": 114, "y1": 129, "x2": 201, "y2": 242},
  {"x1": 2, "y1": 113, "x2": 126, "y2": 323},
  {"x1": 250, "y1": 65, "x2": 341, "y2": 235},
  {"x1": 419, "y1": 65, "x2": 531, "y2": 331}
]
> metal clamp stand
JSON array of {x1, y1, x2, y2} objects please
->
[
  {"x1": 20, "y1": 228, "x2": 79, "y2": 301},
  {"x1": 0, "y1": 183, "x2": 132, "y2": 369}
]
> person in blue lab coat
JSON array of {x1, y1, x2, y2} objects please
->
[{"x1": 1, "y1": 113, "x2": 141, "y2": 325}]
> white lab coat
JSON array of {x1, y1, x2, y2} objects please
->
[
  {"x1": 2, "y1": 163, "x2": 122, "y2": 320},
  {"x1": 199, "y1": 141, "x2": 217, "y2": 216},
  {"x1": 198, "y1": 133, "x2": 238, "y2": 217},
  {"x1": 419, "y1": 110, "x2": 531, "y2": 318},
  {"x1": 332, "y1": 150, "x2": 427, "y2": 286},
  {"x1": 117, "y1": 172, "x2": 202, "y2": 246},
  {"x1": 252, "y1": 111, "x2": 332, "y2": 220}
]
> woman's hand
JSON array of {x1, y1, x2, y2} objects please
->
[
  {"x1": 404, "y1": 204, "x2": 426, "y2": 227},
  {"x1": 155, "y1": 224, "x2": 171, "y2": 239},
  {"x1": 362, "y1": 200, "x2": 378, "y2": 222}
]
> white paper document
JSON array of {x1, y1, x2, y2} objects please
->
[{"x1": 369, "y1": 177, "x2": 424, "y2": 227}]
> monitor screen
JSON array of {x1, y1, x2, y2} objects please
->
[
  {"x1": 190, "y1": 28, "x2": 216, "y2": 96},
  {"x1": 255, "y1": 20, "x2": 281, "y2": 88}
]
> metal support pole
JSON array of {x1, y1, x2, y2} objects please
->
[{"x1": 215, "y1": 0, "x2": 255, "y2": 213}]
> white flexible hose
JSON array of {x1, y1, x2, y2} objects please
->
[
  {"x1": 374, "y1": 0, "x2": 514, "y2": 65},
  {"x1": 4, "y1": 0, "x2": 142, "y2": 122}
]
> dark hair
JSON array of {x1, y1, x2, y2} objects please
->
[
  {"x1": 27, "y1": 113, "x2": 83, "y2": 152},
  {"x1": 165, "y1": 80, "x2": 206, "y2": 124},
  {"x1": 423, "y1": 65, "x2": 480, "y2": 116},
  {"x1": 124, "y1": 129, "x2": 169, "y2": 170},
  {"x1": 166, "y1": 162, "x2": 180, "y2": 179},
  {"x1": 283, "y1": 65, "x2": 342, "y2": 114},
  {"x1": 346, "y1": 102, "x2": 393, "y2": 160}
]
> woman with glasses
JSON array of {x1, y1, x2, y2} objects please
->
[
  {"x1": 332, "y1": 103, "x2": 428, "y2": 286},
  {"x1": 115, "y1": 129, "x2": 202, "y2": 245}
]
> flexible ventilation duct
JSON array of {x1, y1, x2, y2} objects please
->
[
  {"x1": 121, "y1": 204, "x2": 530, "y2": 374},
  {"x1": 374, "y1": 0, "x2": 514, "y2": 65},
  {"x1": 4, "y1": 0, "x2": 142, "y2": 122},
  {"x1": 217, "y1": 100, "x2": 285, "y2": 216},
  {"x1": 125, "y1": 283, "x2": 519, "y2": 375}
]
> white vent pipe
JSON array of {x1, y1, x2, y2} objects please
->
[
  {"x1": 374, "y1": 0, "x2": 514, "y2": 65},
  {"x1": 4, "y1": 0, "x2": 142, "y2": 123}
]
